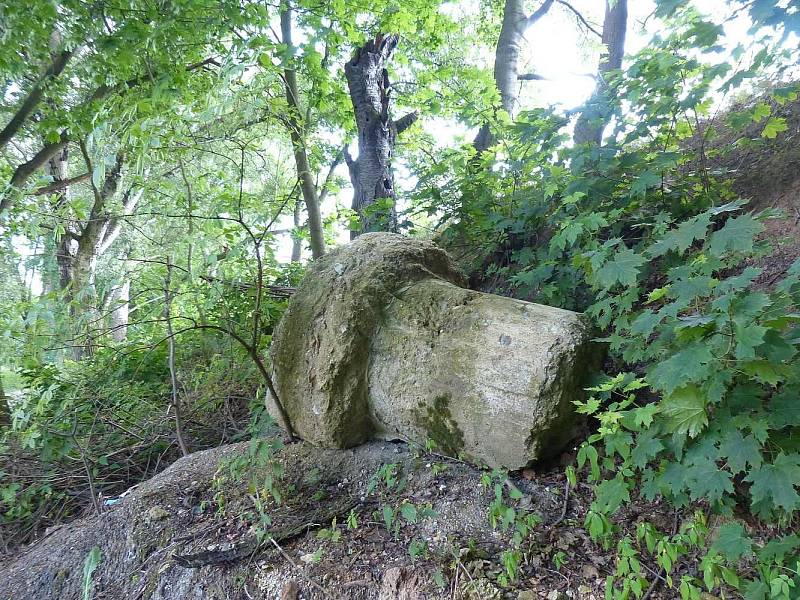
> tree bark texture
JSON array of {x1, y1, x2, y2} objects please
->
[
  {"x1": 473, "y1": 0, "x2": 555, "y2": 153},
  {"x1": 344, "y1": 34, "x2": 417, "y2": 239},
  {"x1": 573, "y1": 0, "x2": 627, "y2": 146},
  {"x1": 110, "y1": 279, "x2": 130, "y2": 342},
  {"x1": 280, "y1": 2, "x2": 326, "y2": 259}
]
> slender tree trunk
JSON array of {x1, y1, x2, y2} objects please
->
[
  {"x1": 280, "y1": 2, "x2": 325, "y2": 259},
  {"x1": 0, "y1": 374, "x2": 9, "y2": 426},
  {"x1": 344, "y1": 34, "x2": 417, "y2": 238},
  {"x1": 42, "y1": 143, "x2": 76, "y2": 294},
  {"x1": 474, "y1": 0, "x2": 555, "y2": 153},
  {"x1": 164, "y1": 259, "x2": 190, "y2": 457},
  {"x1": 291, "y1": 199, "x2": 302, "y2": 262},
  {"x1": 110, "y1": 279, "x2": 130, "y2": 342},
  {"x1": 573, "y1": 0, "x2": 627, "y2": 146}
]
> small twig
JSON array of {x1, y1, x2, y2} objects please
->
[
  {"x1": 550, "y1": 478, "x2": 571, "y2": 527},
  {"x1": 268, "y1": 537, "x2": 329, "y2": 595},
  {"x1": 641, "y1": 576, "x2": 661, "y2": 600}
]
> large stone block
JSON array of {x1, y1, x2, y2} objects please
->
[{"x1": 269, "y1": 233, "x2": 599, "y2": 468}]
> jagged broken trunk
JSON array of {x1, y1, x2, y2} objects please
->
[
  {"x1": 269, "y1": 233, "x2": 601, "y2": 469},
  {"x1": 344, "y1": 34, "x2": 416, "y2": 238}
]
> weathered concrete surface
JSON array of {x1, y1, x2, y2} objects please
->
[
  {"x1": 269, "y1": 233, "x2": 598, "y2": 468},
  {"x1": 369, "y1": 278, "x2": 595, "y2": 468},
  {"x1": 269, "y1": 233, "x2": 465, "y2": 448}
]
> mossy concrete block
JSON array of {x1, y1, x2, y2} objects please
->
[
  {"x1": 269, "y1": 233, "x2": 464, "y2": 448},
  {"x1": 269, "y1": 233, "x2": 599, "y2": 468}
]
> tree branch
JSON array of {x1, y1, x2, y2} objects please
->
[
  {"x1": 556, "y1": 0, "x2": 602, "y2": 37},
  {"x1": 394, "y1": 111, "x2": 419, "y2": 135},
  {"x1": 526, "y1": 0, "x2": 556, "y2": 28},
  {"x1": 33, "y1": 172, "x2": 91, "y2": 195},
  {"x1": 1, "y1": 56, "x2": 219, "y2": 214},
  {"x1": 0, "y1": 49, "x2": 73, "y2": 151},
  {"x1": 0, "y1": 134, "x2": 69, "y2": 214},
  {"x1": 518, "y1": 72, "x2": 548, "y2": 81}
]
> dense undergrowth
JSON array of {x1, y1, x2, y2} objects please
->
[
  {"x1": 425, "y1": 7, "x2": 800, "y2": 599},
  {"x1": 0, "y1": 339, "x2": 264, "y2": 551}
]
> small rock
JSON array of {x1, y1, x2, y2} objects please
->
[
  {"x1": 517, "y1": 591, "x2": 536, "y2": 600},
  {"x1": 547, "y1": 591, "x2": 566, "y2": 600},
  {"x1": 580, "y1": 564, "x2": 600, "y2": 579},
  {"x1": 299, "y1": 553, "x2": 316, "y2": 564},
  {"x1": 146, "y1": 506, "x2": 169, "y2": 522}
]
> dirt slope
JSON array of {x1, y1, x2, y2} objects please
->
[{"x1": 1, "y1": 437, "x2": 675, "y2": 600}]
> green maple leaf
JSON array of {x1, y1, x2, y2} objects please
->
[
  {"x1": 632, "y1": 429, "x2": 663, "y2": 469},
  {"x1": 595, "y1": 248, "x2": 646, "y2": 288},
  {"x1": 743, "y1": 579, "x2": 769, "y2": 600},
  {"x1": 760, "y1": 329, "x2": 796, "y2": 362},
  {"x1": 762, "y1": 116, "x2": 788, "y2": 138},
  {"x1": 745, "y1": 453, "x2": 800, "y2": 512},
  {"x1": 660, "y1": 384, "x2": 708, "y2": 438},
  {"x1": 629, "y1": 169, "x2": 661, "y2": 198},
  {"x1": 709, "y1": 214, "x2": 764, "y2": 257},
  {"x1": 592, "y1": 475, "x2": 630, "y2": 513},
  {"x1": 658, "y1": 461, "x2": 689, "y2": 496},
  {"x1": 686, "y1": 460, "x2": 733, "y2": 502},
  {"x1": 630, "y1": 310, "x2": 661, "y2": 337},
  {"x1": 769, "y1": 387, "x2": 800, "y2": 428},
  {"x1": 673, "y1": 212, "x2": 711, "y2": 253},
  {"x1": 741, "y1": 360, "x2": 789, "y2": 385},
  {"x1": 712, "y1": 522, "x2": 753, "y2": 561},
  {"x1": 633, "y1": 403, "x2": 660, "y2": 428},
  {"x1": 734, "y1": 323, "x2": 768, "y2": 359},
  {"x1": 758, "y1": 534, "x2": 800, "y2": 563},
  {"x1": 648, "y1": 344, "x2": 715, "y2": 394},
  {"x1": 719, "y1": 430, "x2": 762, "y2": 473},
  {"x1": 649, "y1": 213, "x2": 711, "y2": 257}
]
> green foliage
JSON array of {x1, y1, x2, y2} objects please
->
[
  {"x1": 1, "y1": 339, "x2": 262, "y2": 548},
  {"x1": 426, "y1": 3, "x2": 800, "y2": 596},
  {"x1": 480, "y1": 469, "x2": 542, "y2": 585},
  {"x1": 81, "y1": 546, "x2": 102, "y2": 600}
]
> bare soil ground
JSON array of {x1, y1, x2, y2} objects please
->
[{"x1": 1, "y1": 438, "x2": 692, "y2": 600}]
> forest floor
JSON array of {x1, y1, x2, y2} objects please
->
[{"x1": 1, "y1": 435, "x2": 706, "y2": 600}]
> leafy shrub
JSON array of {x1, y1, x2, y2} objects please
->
[
  {"x1": 428, "y1": 6, "x2": 800, "y2": 597},
  {"x1": 0, "y1": 336, "x2": 260, "y2": 551}
]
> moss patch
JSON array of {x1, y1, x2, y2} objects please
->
[{"x1": 416, "y1": 394, "x2": 465, "y2": 457}]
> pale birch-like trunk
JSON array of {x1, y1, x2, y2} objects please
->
[{"x1": 473, "y1": 0, "x2": 555, "y2": 153}]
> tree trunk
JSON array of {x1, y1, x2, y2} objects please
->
[
  {"x1": 473, "y1": 0, "x2": 555, "y2": 153},
  {"x1": 0, "y1": 374, "x2": 9, "y2": 427},
  {"x1": 42, "y1": 143, "x2": 76, "y2": 294},
  {"x1": 280, "y1": 2, "x2": 325, "y2": 259},
  {"x1": 110, "y1": 279, "x2": 130, "y2": 342},
  {"x1": 290, "y1": 198, "x2": 302, "y2": 262},
  {"x1": 573, "y1": 0, "x2": 628, "y2": 146},
  {"x1": 344, "y1": 34, "x2": 417, "y2": 239},
  {"x1": 164, "y1": 259, "x2": 190, "y2": 456}
]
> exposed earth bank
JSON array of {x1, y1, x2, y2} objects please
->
[{"x1": 0, "y1": 437, "x2": 678, "y2": 600}]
